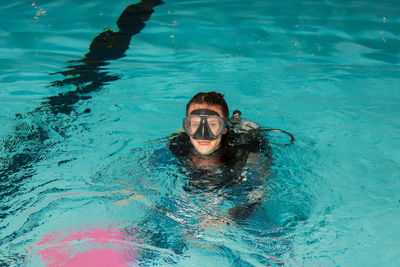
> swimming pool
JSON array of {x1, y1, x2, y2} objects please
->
[{"x1": 1, "y1": 0, "x2": 399, "y2": 265}]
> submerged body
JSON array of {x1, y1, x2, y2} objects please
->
[
  {"x1": 130, "y1": 92, "x2": 277, "y2": 256},
  {"x1": 169, "y1": 106, "x2": 273, "y2": 220}
]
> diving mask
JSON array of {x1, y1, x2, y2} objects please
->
[{"x1": 183, "y1": 109, "x2": 226, "y2": 140}]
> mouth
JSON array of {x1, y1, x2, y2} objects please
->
[{"x1": 197, "y1": 140, "x2": 211, "y2": 146}]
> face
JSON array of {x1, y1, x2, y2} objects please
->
[{"x1": 186, "y1": 103, "x2": 227, "y2": 155}]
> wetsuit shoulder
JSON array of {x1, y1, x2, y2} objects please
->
[
  {"x1": 226, "y1": 129, "x2": 272, "y2": 156},
  {"x1": 168, "y1": 132, "x2": 192, "y2": 158}
]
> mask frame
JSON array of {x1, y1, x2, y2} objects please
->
[{"x1": 183, "y1": 109, "x2": 226, "y2": 140}]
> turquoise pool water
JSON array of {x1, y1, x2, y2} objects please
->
[{"x1": 1, "y1": 0, "x2": 399, "y2": 266}]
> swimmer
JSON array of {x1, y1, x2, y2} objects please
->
[{"x1": 169, "y1": 92, "x2": 274, "y2": 221}]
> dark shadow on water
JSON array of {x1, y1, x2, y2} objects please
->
[
  {"x1": 44, "y1": 0, "x2": 164, "y2": 116},
  {"x1": 0, "y1": 0, "x2": 164, "y2": 253}
]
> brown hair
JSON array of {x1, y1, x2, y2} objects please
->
[{"x1": 186, "y1": 91, "x2": 229, "y2": 118}]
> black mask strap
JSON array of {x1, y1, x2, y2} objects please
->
[{"x1": 190, "y1": 109, "x2": 220, "y2": 116}]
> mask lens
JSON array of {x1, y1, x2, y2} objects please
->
[
  {"x1": 188, "y1": 116, "x2": 201, "y2": 135},
  {"x1": 206, "y1": 117, "x2": 223, "y2": 136}
]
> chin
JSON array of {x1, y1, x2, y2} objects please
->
[
  {"x1": 196, "y1": 147, "x2": 214, "y2": 155},
  {"x1": 193, "y1": 142, "x2": 218, "y2": 155}
]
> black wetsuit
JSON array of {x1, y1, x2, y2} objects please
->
[
  {"x1": 168, "y1": 129, "x2": 273, "y2": 221},
  {"x1": 169, "y1": 128, "x2": 273, "y2": 193}
]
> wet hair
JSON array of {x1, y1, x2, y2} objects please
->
[{"x1": 186, "y1": 92, "x2": 229, "y2": 118}]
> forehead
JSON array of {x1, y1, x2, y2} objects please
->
[{"x1": 187, "y1": 104, "x2": 224, "y2": 117}]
